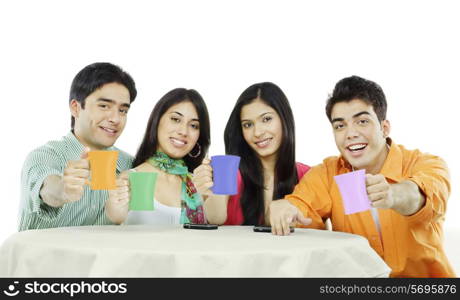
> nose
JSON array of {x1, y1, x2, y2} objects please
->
[
  {"x1": 345, "y1": 124, "x2": 360, "y2": 140},
  {"x1": 176, "y1": 121, "x2": 188, "y2": 137},
  {"x1": 253, "y1": 122, "x2": 265, "y2": 138},
  {"x1": 108, "y1": 108, "x2": 121, "y2": 124}
]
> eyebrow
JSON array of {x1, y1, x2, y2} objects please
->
[
  {"x1": 241, "y1": 111, "x2": 273, "y2": 123},
  {"x1": 97, "y1": 98, "x2": 130, "y2": 108},
  {"x1": 170, "y1": 111, "x2": 199, "y2": 122},
  {"x1": 331, "y1": 111, "x2": 371, "y2": 123}
]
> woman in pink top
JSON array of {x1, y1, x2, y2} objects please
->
[{"x1": 193, "y1": 82, "x2": 310, "y2": 225}]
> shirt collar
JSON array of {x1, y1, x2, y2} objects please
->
[
  {"x1": 338, "y1": 138, "x2": 403, "y2": 182},
  {"x1": 379, "y1": 138, "x2": 403, "y2": 182},
  {"x1": 65, "y1": 131, "x2": 82, "y2": 149}
]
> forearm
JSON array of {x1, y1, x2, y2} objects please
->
[
  {"x1": 391, "y1": 180, "x2": 426, "y2": 216},
  {"x1": 39, "y1": 175, "x2": 67, "y2": 208},
  {"x1": 203, "y1": 195, "x2": 229, "y2": 225}
]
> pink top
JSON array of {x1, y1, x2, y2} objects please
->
[{"x1": 224, "y1": 162, "x2": 310, "y2": 225}]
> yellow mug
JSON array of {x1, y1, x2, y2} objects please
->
[{"x1": 87, "y1": 150, "x2": 118, "y2": 190}]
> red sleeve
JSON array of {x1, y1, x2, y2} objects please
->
[
  {"x1": 224, "y1": 170, "x2": 244, "y2": 225},
  {"x1": 296, "y1": 162, "x2": 311, "y2": 180}
]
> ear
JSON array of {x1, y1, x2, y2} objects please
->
[
  {"x1": 69, "y1": 99, "x2": 81, "y2": 118},
  {"x1": 381, "y1": 119, "x2": 391, "y2": 138}
]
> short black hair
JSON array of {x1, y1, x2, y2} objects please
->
[
  {"x1": 69, "y1": 62, "x2": 137, "y2": 129},
  {"x1": 133, "y1": 88, "x2": 210, "y2": 172},
  {"x1": 326, "y1": 75, "x2": 387, "y2": 122}
]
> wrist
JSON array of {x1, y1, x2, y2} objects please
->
[
  {"x1": 41, "y1": 174, "x2": 67, "y2": 208},
  {"x1": 390, "y1": 181, "x2": 424, "y2": 216}
]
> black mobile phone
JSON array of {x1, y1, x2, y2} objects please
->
[
  {"x1": 253, "y1": 225, "x2": 294, "y2": 233},
  {"x1": 183, "y1": 223, "x2": 218, "y2": 230}
]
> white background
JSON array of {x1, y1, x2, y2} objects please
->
[{"x1": 0, "y1": 0, "x2": 458, "y2": 255}]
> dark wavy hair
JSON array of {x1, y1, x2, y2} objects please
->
[
  {"x1": 133, "y1": 88, "x2": 210, "y2": 172},
  {"x1": 69, "y1": 62, "x2": 137, "y2": 129},
  {"x1": 326, "y1": 75, "x2": 387, "y2": 122},
  {"x1": 224, "y1": 82, "x2": 297, "y2": 225}
]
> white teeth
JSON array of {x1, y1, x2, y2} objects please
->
[
  {"x1": 256, "y1": 138, "x2": 271, "y2": 146},
  {"x1": 348, "y1": 144, "x2": 366, "y2": 150},
  {"x1": 102, "y1": 127, "x2": 116, "y2": 133},
  {"x1": 171, "y1": 138, "x2": 185, "y2": 145}
]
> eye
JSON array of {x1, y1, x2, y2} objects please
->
[
  {"x1": 262, "y1": 116, "x2": 272, "y2": 122},
  {"x1": 333, "y1": 123, "x2": 345, "y2": 130},
  {"x1": 171, "y1": 116, "x2": 180, "y2": 123},
  {"x1": 242, "y1": 122, "x2": 252, "y2": 129},
  {"x1": 358, "y1": 119, "x2": 369, "y2": 126},
  {"x1": 119, "y1": 109, "x2": 129, "y2": 115},
  {"x1": 190, "y1": 123, "x2": 200, "y2": 130},
  {"x1": 98, "y1": 104, "x2": 109, "y2": 109}
]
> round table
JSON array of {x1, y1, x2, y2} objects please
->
[{"x1": 0, "y1": 225, "x2": 390, "y2": 277}]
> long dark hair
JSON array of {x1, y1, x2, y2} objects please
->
[
  {"x1": 224, "y1": 82, "x2": 297, "y2": 225},
  {"x1": 133, "y1": 88, "x2": 210, "y2": 172}
]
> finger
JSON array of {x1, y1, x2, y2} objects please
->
[
  {"x1": 64, "y1": 185, "x2": 84, "y2": 201},
  {"x1": 203, "y1": 182, "x2": 214, "y2": 189},
  {"x1": 116, "y1": 178, "x2": 129, "y2": 187},
  {"x1": 118, "y1": 191, "x2": 130, "y2": 201},
  {"x1": 202, "y1": 175, "x2": 213, "y2": 184},
  {"x1": 202, "y1": 156, "x2": 211, "y2": 165},
  {"x1": 368, "y1": 191, "x2": 387, "y2": 202},
  {"x1": 64, "y1": 176, "x2": 86, "y2": 187},
  {"x1": 277, "y1": 222, "x2": 286, "y2": 236},
  {"x1": 296, "y1": 212, "x2": 312, "y2": 226},
  {"x1": 196, "y1": 182, "x2": 214, "y2": 195},
  {"x1": 194, "y1": 167, "x2": 213, "y2": 178},
  {"x1": 119, "y1": 198, "x2": 130, "y2": 206},
  {"x1": 65, "y1": 168, "x2": 90, "y2": 179},
  {"x1": 69, "y1": 159, "x2": 90, "y2": 170},
  {"x1": 195, "y1": 175, "x2": 214, "y2": 187},
  {"x1": 365, "y1": 174, "x2": 381, "y2": 186},
  {"x1": 371, "y1": 198, "x2": 389, "y2": 209},
  {"x1": 193, "y1": 165, "x2": 204, "y2": 176},
  {"x1": 366, "y1": 182, "x2": 387, "y2": 194},
  {"x1": 119, "y1": 171, "x2": 131, "y2": 181},
  {"x1": 117, "y1": 186, "x2": 130, "y2": 193},
  {"x1": 271, "y1": 217, "x2": 282, "y2": 235},
  {"x1": 81, "y1": 147, "x2": 91, "y2": 159},
  {"x1": 280, "y1": 217, "x2": 289, "y2": 235}
]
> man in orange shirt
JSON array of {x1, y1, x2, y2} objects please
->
[{"x1": 270, "y1": 76, "x2": 455, "y2": 277}]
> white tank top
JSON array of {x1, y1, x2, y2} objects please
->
[{"x1": 124, "y1": 199, "x2": 181, "y2": 225}]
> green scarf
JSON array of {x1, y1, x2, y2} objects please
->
[{"x1": 147, "y1": 151, "x2": 206, "y2": 224}]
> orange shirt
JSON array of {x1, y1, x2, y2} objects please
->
[{"x1": 286, "y1": 140, "x2": 455, "y2": 277}]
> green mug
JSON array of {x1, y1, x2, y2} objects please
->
[{"x1": 128, "y1": 172, "x2": 158, "y2": 211}]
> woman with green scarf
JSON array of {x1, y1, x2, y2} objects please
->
[{"x1": 105, "y1": 88, "x2": 210, "y2": 225}]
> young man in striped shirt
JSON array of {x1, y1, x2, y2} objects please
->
[{"x1": 19, "y1": 62, "x2": 137, "y2": 231}]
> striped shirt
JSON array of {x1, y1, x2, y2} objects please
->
[{"x1": 18, "y1": 132, "x2": 133, "y2": 231}]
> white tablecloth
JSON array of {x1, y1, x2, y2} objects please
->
[{"x1": 0, "y1": 225, "x2": 391, "y2": 277}]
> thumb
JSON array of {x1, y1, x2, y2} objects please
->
[
  {"x1": 202, "y1": 155, "x2": 211, "y2": 165},
  {"x1": 81, "y1": 147, "x2": 91, "y2": 159},
  {"x1": 296, "y1": 211, "x2": 312, "y2": 226},
  {"x1": 119, "y1": 170, "x2": 132, "y2": 181}
]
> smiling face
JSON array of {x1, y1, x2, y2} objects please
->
[
  {"x1": 71, "y1": 82, "x2": 131, "y2": 150},
  {"x1": 331, "y1": 99, "x2": 390, "y2": 173},
  {"x1": 240, "y1": 99, "x2": 283, "y2": 161},
  {"x1": 156, "y1": 101, "x2": 200, "y2": 159}
]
